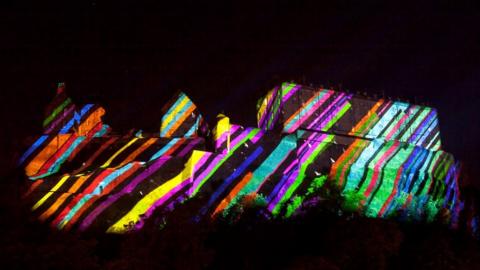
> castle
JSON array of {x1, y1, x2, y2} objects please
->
[{"x1": 19, "y1": 82, "x2": 462, "y2": 233}]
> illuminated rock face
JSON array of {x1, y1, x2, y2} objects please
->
[{"x1": 20, "y1": 82, "x2": 462, "y2": 233}]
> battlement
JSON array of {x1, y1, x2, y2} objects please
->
[{"x1": 257, "y1": 82, "x2": 441, "y2": 150}]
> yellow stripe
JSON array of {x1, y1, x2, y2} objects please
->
[
  {"x1": 160, "y1": 96, "x2": 189, "y2": 132},
  {"x1": 100, "y1": 137, "x2": 139, "y2": 168},
  {"x1": 106, "y1": 150, "x2": 205, "y2": 233},
  {"x1": 213, "y1": 116, "x2": 230, "y2": 141},
  {"x1": 119, "y1": 138, "x2": 158, "y2": 166},
  {"x1": 32, "y1": 174, "x2": 70, "y2": 210}
]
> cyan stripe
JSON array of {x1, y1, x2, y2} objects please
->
[
  {"x1": 58, "y1": 163, "x2": 134, "y2": 228},
  {"x1": 160, "y1": 100, "x2": 193, "y2": 136},
  {"x1": 241, "y1": 135, "x2": 296, "y2": 195},
  {"x1": 149, "y1": 138, "x2": 181, "y2": 161}
]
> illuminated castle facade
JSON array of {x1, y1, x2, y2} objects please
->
[{"x1": 20, "y1": 82, "x2": 462, "y2": 233}]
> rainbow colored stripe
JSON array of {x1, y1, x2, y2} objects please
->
[{"x1": 20, "y1": 82, "x2": 461, "y2": 233}]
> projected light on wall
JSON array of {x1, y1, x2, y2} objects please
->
[{"x1": 19, "y1": 82, "x2": 462, "y2": 233}]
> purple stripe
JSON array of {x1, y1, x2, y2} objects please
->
[
  {"x1": 306, "y1": 93, "x2": 346, "y2": 130},
  {"x1": 408, "y1": 110, "x2": 436, "y2": 144},
  {"x1": 259, "y1": 86, "x2": 279, "y2": 127},
  {"x1": 78, "y1": 157, "x2": 170, "y2": 231},
  {"x1": 268, "y1": 134, "x2": 328, "y2": 212},
  {"x1": 297, "y1": 134, "x2": 327, "y2": 163},
  {"x1": 267, "y1": 169, "x2": 300, "y2": 212},
  {"x1": 230, "y1": 128, "x2": 253, "y2": 147},
  {"x1": 282, "y1": 84, "x2": 301, "y2": 103},
  {"x1": 269, "y1": 104, "x2": 282, "y2": 129},
  {"x1": 190, "y1": 129, "x2": 253, "y2": 193},
  {"x1": 216, "y1": 125, "x2": 239, "y2": 149},
  {"x1": 286, "y1": 90, "x2": 334, "y2": 132},
  {"x1": 283, "y1": 159, "x2": 298, "y2": 174},
  {"x1": 134, "y1": 178, "x2": 191, "y2": 231},
  {"x1": 299, "y1": 134, "x2": 327, "y2": 164},
  {"x1": 250, "y1": 130, "x2": 264, "y2": 144},
  {"x1": 45, "y1": 105, "x2": 76, "y2": 133},
  {"x1": 317, "y1": 96, "x2": 351, "y2": 129},
  {"x1": 187, "y1": 152, "x2": 212, "y2": 195},
  {"x1": 263, "y1": 95, "x2": 281, "y2": 129},
  {"x1": 190, "y1": 154, "x2": 223, "y2": 194},
  {"x1": 178, "y1": 138, "x2": 201, "y2": 157},
  {"x1": 297, "y1": 131, "x2": 327, "y2": 155}
]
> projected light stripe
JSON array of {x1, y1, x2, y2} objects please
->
[
  {"x1": 43, "y1": 98, "x2": 73, "y2": 127},
  {"x1": 77, "y1": 157, "x2": 170, "y2": 231},
  {"x1": 106, "y1": 151, "x2": 207, "y2": 233},
  {"x1": 190, "y1": 128, "x2": 261, "y2": 196},
  {"x1": 21, "y1": 82, "x2": 461, "y2": 233}
]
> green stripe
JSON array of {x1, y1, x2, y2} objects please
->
[
  {"x1": 272, "y1": 135, "x2": 334, "y2": 216},
  {"x1": 191, "y1": 128, "x2": 261, "y2": 195},
  {"x1": 323, "y1": 102, "x2": 351, "y2": 131},
  {"x1": 43, "y1": 98, "x2": 72, "y2": 127},
  {"x1": 366, "y1": 145, "x2": 414, "y2": 217}
]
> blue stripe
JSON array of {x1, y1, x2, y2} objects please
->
[
  {"x1": 59, "y1": 104, "x2": 94, "y2": 134},
  {"x1": 18, "y1": 135, "x2": 49, "y2": 165},
  {"x1": 185, "y1": 116, "x2": 200, "y2": 137},
  {"x1": 197, "y1": 146, "x2": 264, "y2": 218}
]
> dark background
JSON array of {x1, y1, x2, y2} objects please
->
[
  {"x1": 1, "y1": 2, "x2": 480, "y2": 269},
  {"x1": 1, "y1": 1, "x2": 479, "y2": 184}
]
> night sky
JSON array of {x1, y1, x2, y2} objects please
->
[{"x1": 1, "y1": 1, "x2": 479, "y2": 186}]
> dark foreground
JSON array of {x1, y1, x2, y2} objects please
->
[{"x1": 0, "y1": 171, "x2": 478, "y2": 270}]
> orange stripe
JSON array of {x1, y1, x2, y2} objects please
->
[
  {"x1": 118, "y1": 138, "x2": 158, "y2": 166},
  {"x1": 23, "y1": 180, "x2": 44, "y2": 198},
  {"x1": 63, "y1": 197, "x2": 98, "y2": 230},
  {"x1": 329, "y1": 139, "x2": 361, "y2": 182},
  {"x1": 63, "y1": 163, "x2": 142, "y2": 230},
  {"x1": 25, "y1": 134, "x2": 71, "y2": 176},
  {"x1": 67, "y1": 122, "x2": 104, "y2": 162},
  {"x1": 38, "y1": 175, "x2": 90, "y2": 221},
  {"x1": 164, "y1": 139, "x2": 185, "y2": 156},
  {"x1": 72, "y1": 136, "x2": 118, "y2": 175},
  {"x1": 37, "y1": 134, "x2": 76, "y2": 175},
  {"x1": 357, "y1": 115, "x2": 379, "y2": 137},
  {"x1": 211, "y1": 172, "x2": 253, "y2": 217},
  {"x1": 338, "y1": 140, "x2": 369, "y2": 186},
  {"x1": 102, "y1": 162, "x2": 142, "y2": 194},
  {"x1": 283, "y1": 92, "x2": 321, "y2": 128},
  {"x1": 349, "y1": 99, "x2": 383, "y2": 136},
  {"x1": 39, "y1": 193, "x2": 70, "y2": 221},
  {"x1": 77, "y1": 107, "x2": 105, "y2": 136},
  {"x1": 165, "y1": 105, "x2": 196, "y2": 137},
  {"x1": 68, "y1": 175, "x2": 90, "y2": 193}
]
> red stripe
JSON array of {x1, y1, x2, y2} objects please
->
[
  {"x1": 378, "y1": 167, "x2": 403, "y2": 217},
  {"x1": 50, "y1": 170, "x2": 112, "y2": 227},
  {"x1": 37, "y1": 134, "x2": 76, "y2": 175},
  {"x1": 364, "y1": 141, "x2": 400, "y2": 198},
  {"x1": 64, "y1": 162, "x2": 143, "y2": 230}
]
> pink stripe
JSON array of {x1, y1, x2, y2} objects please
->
[
  {"x1": 250, "y1": 130, "x2": 264, "y2": 144},
  {"x1": 364, "y1": 141, "x2": 400, "y2": 198},
  {"x1": 45, "y1": 105, "x2": 76, "y2": 134},
  {"x1": 385, "y1": 107, "x2": 414, "y2": 140},
  {"x1": 287, "y1": 90, "x2": 333, "y2": 133},
  {"x1": 306, "y1": 93, "x2": 345, "y2": 130}
]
